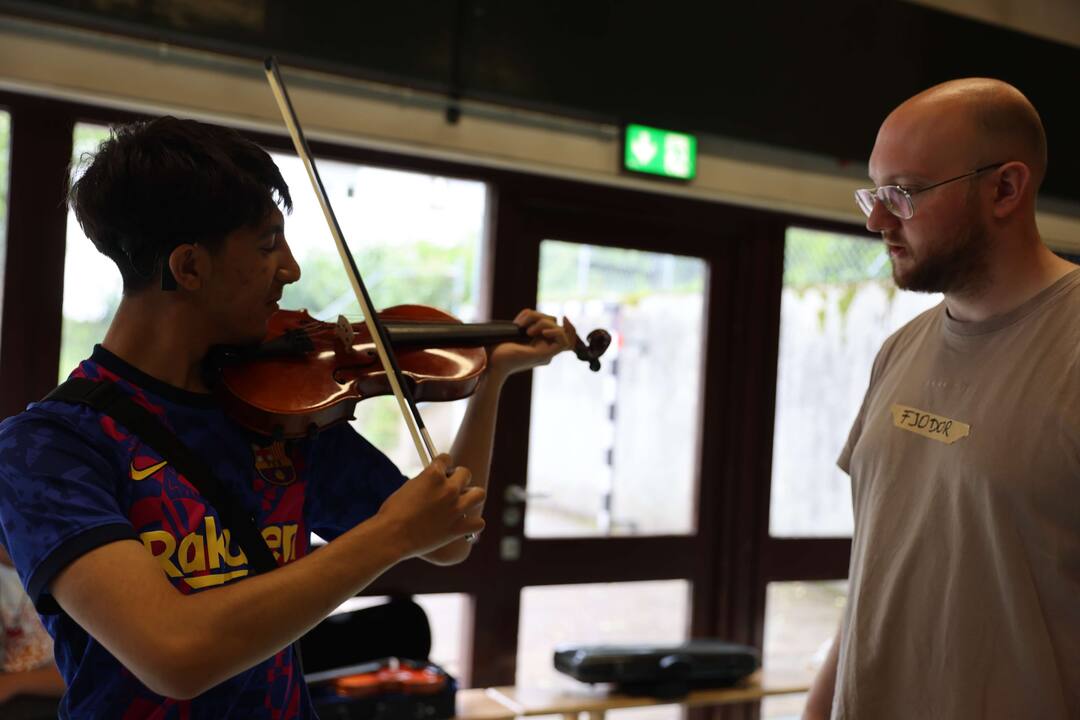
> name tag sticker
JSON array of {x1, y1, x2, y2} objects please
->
[{"x1": 890, "y1": 404, "x2": 970, "y2": 444}]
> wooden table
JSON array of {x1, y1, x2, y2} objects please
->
[
  {"x1": 456, "y1": 688, "x2": 519, "y2": 720},
  {"x1": 459, "y1": 670, "x2": 811, "y2": 720}
]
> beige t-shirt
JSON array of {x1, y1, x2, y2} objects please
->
[{"x1": 834, "y1": 269, "x2": 1080, "y2": 720}]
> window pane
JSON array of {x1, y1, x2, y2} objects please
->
[
  {"x1": 769, "y1": 227, "x2": 941, "y2": 536},
  {"x1": 329, "y1": 593, "x2": 469, "y2": 682},
  {"x1": 526, "y1": 242, "x2": 707, "y2": 537},
  {"x1": 271, "y1": 154, "x2": 487, "y2": 476},
  {"x1": 60, "y1": 123, "x2": 121, "y2": 379},
  {"x1": 761, "y1": 580, "x2": 847, "y2": 719},
  {"x1": 518, "y1": 580, "x2": 690, "y2": 720},
  {"x1": 0, "y1": 110, "x2": 10, "y2": 324}
]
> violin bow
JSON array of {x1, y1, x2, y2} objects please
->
[{"x1": 263, "y1": 57, "x2": 437, "y2": 467}]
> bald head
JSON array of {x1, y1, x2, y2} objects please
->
[
  {"x1": 882, "y1": 78, "x2": 1047, "y2": 193},
  {"x1": 866, "y1": 79, "x2": 1050, "y2": 296}
]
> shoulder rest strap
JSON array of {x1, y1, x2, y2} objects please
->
[{"x1": 44, "y1": 378, "x2": 280, "y2": 575}]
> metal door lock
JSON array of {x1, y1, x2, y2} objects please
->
[
  {"x1": 503, "y1": 483, "x2": 548, "y2": 504},
  {"x1": 500, "y1": 536, "x2": 521, "y2": 561}
]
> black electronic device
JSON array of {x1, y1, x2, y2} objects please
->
[{"x1": 553, "y1": 641, "x2": 760, "y2": 699}]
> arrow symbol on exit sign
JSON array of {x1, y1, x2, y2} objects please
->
[{"x1": 630, "y1": 130, "x2": 657, "y2": 166}]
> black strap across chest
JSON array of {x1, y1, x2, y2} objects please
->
[{"x1": 44, "y1": 378, "x2": 280, "y2": 575}]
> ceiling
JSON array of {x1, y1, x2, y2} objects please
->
[{"x1": 2, "y1": 0, "x2": 1078, "y2": 202}]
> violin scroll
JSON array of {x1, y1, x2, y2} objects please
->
[{"x1": 574, "y1": 329, "x2": 612, "y2": 372}]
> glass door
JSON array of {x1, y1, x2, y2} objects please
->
[
  {"x1": 524, "y1": 240, "x2": 708, "y2": 540},
  {"x1": 512, "y1": 238, "x2": 708, "y2": 703},
  {"x1": 458, "y1": 182, "x2": 777, "y2": 698}
]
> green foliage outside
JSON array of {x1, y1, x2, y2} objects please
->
[
  {"x1": 280, "y1": 241, "x2": 476, "y2": 320},
  {"x1": 72, "y1": 123, "x2": 113, "y2": 176},
  {"x1": 58, "y1": 124, "x2": 122, "y2": 379},
  {"x1": 784, "y1": 227, "x2": 890, "y2": 288},
  {"x1": 60, "y1": 315, "x2": 115, "y2": 378},
  {"x1": 539, "y1": 240, "x2": 705, "y2": 304},
  {"x1": 539, "y1": 230, "x2": 888, "y2": 309},
  {"x1": 783, "y1": 227, "x2": 894, "y2": 332}
]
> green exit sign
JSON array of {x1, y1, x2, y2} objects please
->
[{"x1": 623, "y1": 124, "x2": 697, "y2": 180}]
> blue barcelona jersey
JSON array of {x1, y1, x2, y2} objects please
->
[{"x1": 0, "y1": 346, "x2": 407, "y2": 719}]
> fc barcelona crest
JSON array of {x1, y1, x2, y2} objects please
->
[{"x1": 253, "y1": 442, "x2": 297, "y2": 486}]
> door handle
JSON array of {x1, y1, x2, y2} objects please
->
[{"x1": 503, "y1": 483, "x2": 549, "y2": 504}]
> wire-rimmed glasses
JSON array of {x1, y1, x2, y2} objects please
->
[{"x1": 854, "y1": 162, "x2": 1005, "y2": 219}]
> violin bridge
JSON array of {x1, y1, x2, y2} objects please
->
[{"x1": 334, "y1": 314, "x2": 356, "y2": 354}]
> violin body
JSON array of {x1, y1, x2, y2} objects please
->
[
  {"x1": 217, "y1": 305, "x2": 506, "y2": 440},
  {"x1": 323, "y1": 659, "x2": 449, "y2": 698}
]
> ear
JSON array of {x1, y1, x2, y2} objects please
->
[
  {"x1": 167, "y1": 244, "x2": 209, "y2": 291},
  {"x1": 990, "y1": 161, "x2": 1031, "y2": 220}
]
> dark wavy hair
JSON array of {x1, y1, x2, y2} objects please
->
[{"x1": 69, "y1": 116, "x2": 292, "y2": 292}]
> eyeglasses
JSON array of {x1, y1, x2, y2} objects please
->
[{"x1": 854, "y1": 162, "x2": 1005, "y2": 220}]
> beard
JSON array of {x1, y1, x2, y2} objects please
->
[{"x1": 891, "y1": 194, "x2": 990, "y2": 295}]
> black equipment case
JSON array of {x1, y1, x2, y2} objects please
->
[{"x1": 554, "y1": 641, "x2": 760, "y2": 699}]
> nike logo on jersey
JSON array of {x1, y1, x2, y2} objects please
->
[{"x1": 130, "y1": 459, "x2": 169, "y2": 481}]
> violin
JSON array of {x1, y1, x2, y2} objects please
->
[
  {"x1": 308, "y1": 657, "x2": 450, "y2": 700},
  {"x1": 215, "y1": 306, "x2": 611, "y2": 440}
]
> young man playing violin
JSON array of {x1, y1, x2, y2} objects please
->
[{"x1": 0, "y1": 116, "x2": 576, "y2": 719}]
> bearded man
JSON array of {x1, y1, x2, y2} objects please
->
[{"x1": 804, "y1": 78, "x2": 1079, "y2": 719}]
